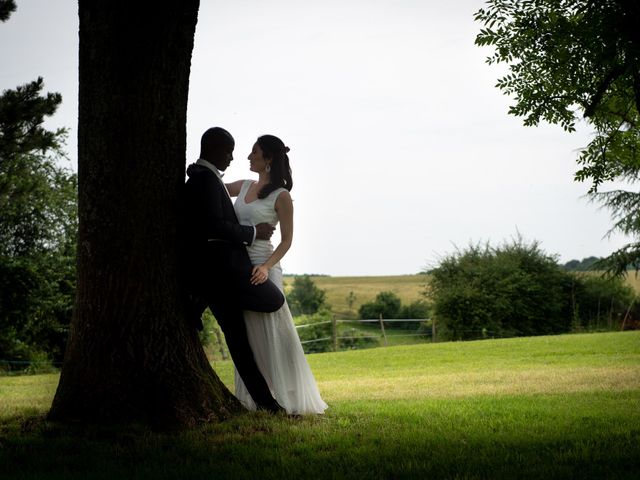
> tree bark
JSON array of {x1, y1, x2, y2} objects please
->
[{"x1": 49, "y1": 0, "x2": 242, "y2": 428}]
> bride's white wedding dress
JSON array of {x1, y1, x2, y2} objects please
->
[{"x1": 233, "y1": 180, "x2": 328, "y2": 415}]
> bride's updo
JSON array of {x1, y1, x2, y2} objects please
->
[{"x1": 257, "y1": 134, "x2": 293, "y2": 199}]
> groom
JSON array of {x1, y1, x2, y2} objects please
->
[{"x1": 180, "y1": 127, "x2": 285, "y2": 413}]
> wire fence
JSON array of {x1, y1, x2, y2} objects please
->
[
  {"x1": 0, "y1": 359, "x2": 62, "y2": 376},
  {"x1": 5, "y1": 315, "x2": 617, "y2": 373},
  {"x1": 295, "y1": 316, "x2": 434, "y2": 350},
  {"x1": 292, "y1": 316, "x2": 542, "y2": 352}
]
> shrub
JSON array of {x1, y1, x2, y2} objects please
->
[
  {"x1": 427, "y1": 239, "x2": 572, "y2": 340},
  {"x1": 0, "y1": 252, "x2": 74, "y2": 369},
  {"x1": 359, "y1": 293, "x2": 430, "y2": 330},
  {"x1": 397, "y1": 300, "x2": 431, "y2": 330},
  {"x1": 358, "y1": 291, "x2": 402, "y2": 320}
]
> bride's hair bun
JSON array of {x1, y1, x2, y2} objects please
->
[{"x1": 284, "y1": 146, "x2": 290, "y2": 153}]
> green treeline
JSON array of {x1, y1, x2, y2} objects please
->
[{"x1": 0, "y1": 78, "x2": 77, "y2": 371}]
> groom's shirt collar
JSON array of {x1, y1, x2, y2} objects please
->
[{"x1": 196, "y1": 158, "x2": 224, "y2": 179}]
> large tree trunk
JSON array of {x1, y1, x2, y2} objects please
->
[{"x1": 49, "y1": 0, "x2": 242, "y2": 428}]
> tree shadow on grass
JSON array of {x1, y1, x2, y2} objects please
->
[{"x1": 1, "y1": 403, "x2": 639, "y2": 480}]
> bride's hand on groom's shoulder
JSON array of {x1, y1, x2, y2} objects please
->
[
  {"x1": 250, "y1": 264, "x2": 270, "y2": 285},
  {"x1": 255, "y1": 223, "x2": 275, "y2": 241}
]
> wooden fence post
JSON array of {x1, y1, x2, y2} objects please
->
[
  {"x1": 621, "y1": 295, "x2": 636, "y2": 331},
  {"x1": 431, "y1": 317, "x2": 436, "y2": 343},
  {"x1": 379, "y1": 314, "x2": 388, "y2": 346},
  {"x1": 332, "y1": 315, "x2": 338, "y2": 352}
]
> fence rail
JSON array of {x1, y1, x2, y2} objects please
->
[{"x1": 295, "y1": 316, "x2": 433, "y2": 350}]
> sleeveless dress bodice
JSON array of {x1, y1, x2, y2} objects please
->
[
  {"x1": 234, "y1": 180, "x2": 286, "y2": 227},
  {"x1": 234, "y1": 180, "x2": 288, "y2": 277}
]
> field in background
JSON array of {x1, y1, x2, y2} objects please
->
[
  {"x1": 624, "y1": 272, "x2": 640, "y2": 292},
  {"x1": 284, "y1": 274, "x2": 427, "y2": 317},
  {"x1": 1, "y1": 332, "x2": 639, "y2": 479},
  {"x1": 285, "y1": 272, "x2": 640, "y2": 318}
]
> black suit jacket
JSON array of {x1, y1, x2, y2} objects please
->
[{"x1": 180, "y1": 163, "x2": 255, "y2": 293}]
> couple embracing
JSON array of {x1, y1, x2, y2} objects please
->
[{"x1": 180, "y1": 127, "x2": 327, "y2": 415}]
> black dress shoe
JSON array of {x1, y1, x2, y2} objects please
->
[{"x1": 257, "y1": 401, "x2": 286, "y2": 414}]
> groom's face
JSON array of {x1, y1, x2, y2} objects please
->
[
  {"x1": 214, "y1": 144, "x2": 234, "y2": 171},
  {"x1": 222, "y1": 146, "x2": 234, "y2": 171}
]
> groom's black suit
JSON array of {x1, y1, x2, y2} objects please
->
[{"x1": 180, "y1": 161, "x2": 285, "y2": 410}]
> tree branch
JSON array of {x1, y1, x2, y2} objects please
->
[{"x1": 584, "y1": 64, "x2": 625, "y2": 119}]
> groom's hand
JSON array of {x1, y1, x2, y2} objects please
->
[{"x1": 255, "y1": 223, "x2": 275, "y2": 240}]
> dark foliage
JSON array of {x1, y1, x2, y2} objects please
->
[
  {"x1": 288, "y1": 275, "x2": 328, "y2": 316},
  {"x1": 569, "y1": 273, "x2": 635, "y2": 330},
  {"x1": 427, "y1": 238, "x2": 633, "y2": 340},
  {"x1": 0, "y1": 77, "x2": 76, "y2": 370},
  {"x1": 359, "y1": 292, "x2": 430, "y2": 330},
  {"x1": 359, "y1": 291, "x2": 402, "y2": 320}
]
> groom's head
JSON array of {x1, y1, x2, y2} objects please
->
[{"x1": 200, "y1": 127, "x2": 235, "y2": 171}]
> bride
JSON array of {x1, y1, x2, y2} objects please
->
[{"x1": 225, "y1": 134, "x2": 328, "y2": 415}]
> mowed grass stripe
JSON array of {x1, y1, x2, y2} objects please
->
[
  {"x1": 211, "y1": 331, "x2": 640, "y2": 401},
  {"x1": 320, "y1": 365, "x2": 639, "y2": 400}
]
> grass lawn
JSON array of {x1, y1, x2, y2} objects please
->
[{"x1": 1, "y1": 331, "x2": 639, "y2": 479}]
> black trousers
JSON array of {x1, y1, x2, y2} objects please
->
[{"x1": 202, "y1": 277, "x2": 284, "y2": 408}]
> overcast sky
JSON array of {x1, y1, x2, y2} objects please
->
[{"x1": 0, "y1": 0, "x2": 631, "y2": 276}]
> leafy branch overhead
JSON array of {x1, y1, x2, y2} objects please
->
[
  {"x1": 475, "y1": 0, "x2": 640, "y2": 187},
  {"x1": 475, "y1": 0, "x2": 640, "y2": 275}
]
